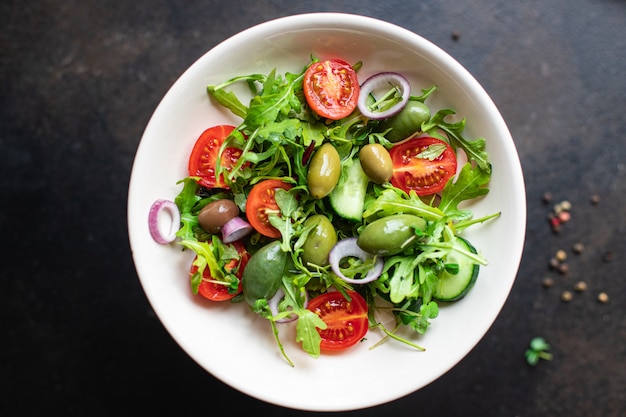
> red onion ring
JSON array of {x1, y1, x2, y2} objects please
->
[
  {"x1": 148, "y1": 199, "x2": 180, "y2": 244},
  {"x1": 328, "y1": 237, "x2": 384, "y2": 284},
  {"x1": 268, "y1": 287, "x2": 309, "y2": 323},
  {"x1": 221, "y1": 217, "x2": 253, "y2": 243},
  {"x1": 357, "y1": 72, "x2": 411, "y2": 120}
]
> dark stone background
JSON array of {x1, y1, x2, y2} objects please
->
[{"x1": 1, "y1": 0, "x2": 624, "y2": 415}]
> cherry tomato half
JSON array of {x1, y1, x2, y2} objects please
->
[
  {"x1": 191, "y1": 241, "x2": 250, "y2": 301},
  {"x1": 303, "y1": 59, "x2": 360, "y2": 120},
  {"x1": 389, "y1": 136, "x2": 457, "y2": 196},
  {"x1": 246, "y1": 179, "x2": 293, "y2": 238},
  {"x1": 307, "y1": 291, "x2": 369, "y2": 352},
  {"x1": 188, "y1": 125, "x2": 246, "y2": 189}
]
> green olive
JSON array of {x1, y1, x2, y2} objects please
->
[
  {"x1": 357, "y1": 214, "x2": 427, "y2": 256},
  {"x1": 375, "y1": 100, "x2": 431, "y2": 142},
  {"x1": 307, "y1": 143, "x2": 341, "y2": 199},
  {"x1": 359, "y1": 143, "x2": 393, "y2": 184},
  {"x1": 241, "y1": 240, "x2": 288, "y2": 307},
  {"x1": 301, "y1": 214, "x2": 338, "y2": 267}
]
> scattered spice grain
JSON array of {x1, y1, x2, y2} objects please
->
[
  {"x1": 542, "y1": 192, "x2": 553, "y2": 204},
  {"x1": 542, "y1": 277, "x2": 554, "y2": 288},
  {"x1": 572, "y1": 242, "x2": 584, "y2": 254},
  {"x1": 549, "y1": 257, "x2": 560, "y2": 269}
]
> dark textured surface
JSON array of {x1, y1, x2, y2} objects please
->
[{"x1": 1, "y1": 1, "x2": 624, "y2": 415}]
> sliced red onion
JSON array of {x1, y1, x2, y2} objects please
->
[
  {"x1": 357, "y1": 72, "x2": 411, "y2": 120},
  {"x1": 221, "y1": 216, "x2": 253, "y2": 243},
  {"x1": 148, "y1": 199, "x2": 180, "y2": 244},
  {"x1": 328, "y1": 237, "x2": 384, "y2": 284},
  {"x1": 268, "y1": 287, "x2": 309, "y2": 323}
]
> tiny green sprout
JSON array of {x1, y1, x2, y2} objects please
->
[{"x1": 525, "y1": 337, "x2": 553, "y2": 366}]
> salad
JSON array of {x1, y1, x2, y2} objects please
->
[{"x1": 148, "y1": 57, "x2": 500, "y2": 366}]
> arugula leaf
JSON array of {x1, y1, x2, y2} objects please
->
[
  {"x1": 363, "y1": 187, "x2": 445, "y2": 222},
  {"x1": 207, "y1": 73, "x2": 266, "y2": 119},
  {"x1": 177, "y1": 238, "x2": 224, "y2": 291},
  {"x1": 254, "y1": 299, "x2": 295, "y2": 367},
  {"x1": 301, "y1": 121, "x2": 326, "y2": 147},
  {"x1": 174, "y1": 177, "x2": 203, "y2": 241},
  {"x1": 243, "y1": 69, "x2": 305, "y2": 132},
  {"x1": 411, "y1": 84, "x2": 438, "y2": 102},
  {"x1": 423, "y1": 108, "x2": 491, "y2": 173},
  {"x1": 206, "y1": 86, "x2": 248, "y2": 119},
  {"x1": 295, "y1": 309, "x2": 326, "y2": 358},
  {"x1": 257, "y1": 276, "x2": 327, "y2": 363},
  {"x1": 385, "y1": 256, "x2": 419, "y2": 303},
  {"x1": 417, "y1": 144, "x2": 446, "y2": 160},
  {"x1": 439, "y1": 162, "x2": 491, "y2": 219},
  {"x1": 268, "y1": 193, "x2": 296, "y2": 252}
]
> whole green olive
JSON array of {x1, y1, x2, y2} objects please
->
[
  {"x1": 357, "y1": 214, "x2": 427, "y2": 256},
  {"x1": 198, "y1": 199, "x2": 240, "y2": 234},
  {"x1": 375, "y1": 100, "x2": 431, "y2": 142},
  {"x1": 301, "y1": 214, "x2": 338, "y2": 267},
  {"x1": 307, "y1": 143, "x2": 341, "y2": 199},
  {"x1": 359, "y1": 143, "x2": 393, "y2": 184},
  {"x1": 241, "y1": 240, "x2": 288, "y2": 307}
]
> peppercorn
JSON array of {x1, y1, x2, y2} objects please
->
[
  {"x1": 557, "y1": 211, "x2": 571, "y2": 223},
  {"x1": 555, "y1": 249, "x2": 567, "y2": 262},
  {"x1": 590, "y1": 195, "x2": 600, "y2": 205},
  {"x1": 561, "y1": 291, "x2": 573, "y2": 302},
  {"x1": 549, "y1": 257, "x2": 560, "y2": 269},
  {"x1": 572, "y1": 242, "x2": 584, "y2": 254},
  {"x1": 542, "y1": 277, "x2": 554, "y2": 288},
  {"x1": 573, "y1": 281, "x2": 587, "y2": 292},
  {"x1": 542, "y1": 192, "x2": 553, "y2": 204},
  {"x1": 597, "y1": 292, "x2": 609, "y2": 303},
  {"x1": 557, "y1": 263, "x2": 569, "y2": 275}
]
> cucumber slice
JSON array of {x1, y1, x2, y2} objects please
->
[
  {"x1": 329, "y1": 159, "x2": 369, "y2": 221},
  {"x1": 433, "y1": 236, "x2": 480, "y2": 302}
]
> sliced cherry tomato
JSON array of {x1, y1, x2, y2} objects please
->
[
  {"x1": 246, "y1": 179, "x2": 293, "y2": 238},
  {"x1": 188, "y1": 125, "x2": 246, "y2": 189},
  {"x1": 306, "y1": 291, "x2": 369, "y2": 352},
  {"x1": 389, "y1": 136, "x2": 457, "y2": 196},
  {"x1": 303, "y1": 59, "x2": 360, "y2": 120},
  {"x1": 191, "y1": 241, "x2": 250, "y2": 301}
]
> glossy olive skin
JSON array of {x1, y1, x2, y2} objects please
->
[
  {"x1": 357, "y1": 214, "x2": 427, "y2": 256},
  {"x1": 307, "y1": 143, "x2": 341, "y2": 199},
  {"x1": 241, "y1": 240, "x2": 288, "y2": 307},
  {"x1": 301, "y1": 214, "x2": 338, "y2": 267},
  {"x1": 198, "y1": 199, "x2": 240, "y2": 234},
  {"x1": 359, "y1": 143, "x2": 393, "y2": 184},
  {"x1": 376, "y1": 100, "x2": 431, "y2": 142}
]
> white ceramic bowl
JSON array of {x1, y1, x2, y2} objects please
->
[{"x1": 128, "y1": 13, "x2": 525, "y2": 412}]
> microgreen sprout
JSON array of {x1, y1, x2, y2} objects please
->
[{"x1": 525, "y1": 337, "x2": 553, "y2": 366}]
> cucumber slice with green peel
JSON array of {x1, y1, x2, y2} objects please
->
[
  {"x1": 433, "y1": 236, "x2": 480, "y2": 302},
  {"x1": 329, "y1": 159, "x2": 369, "y2": 221}
]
